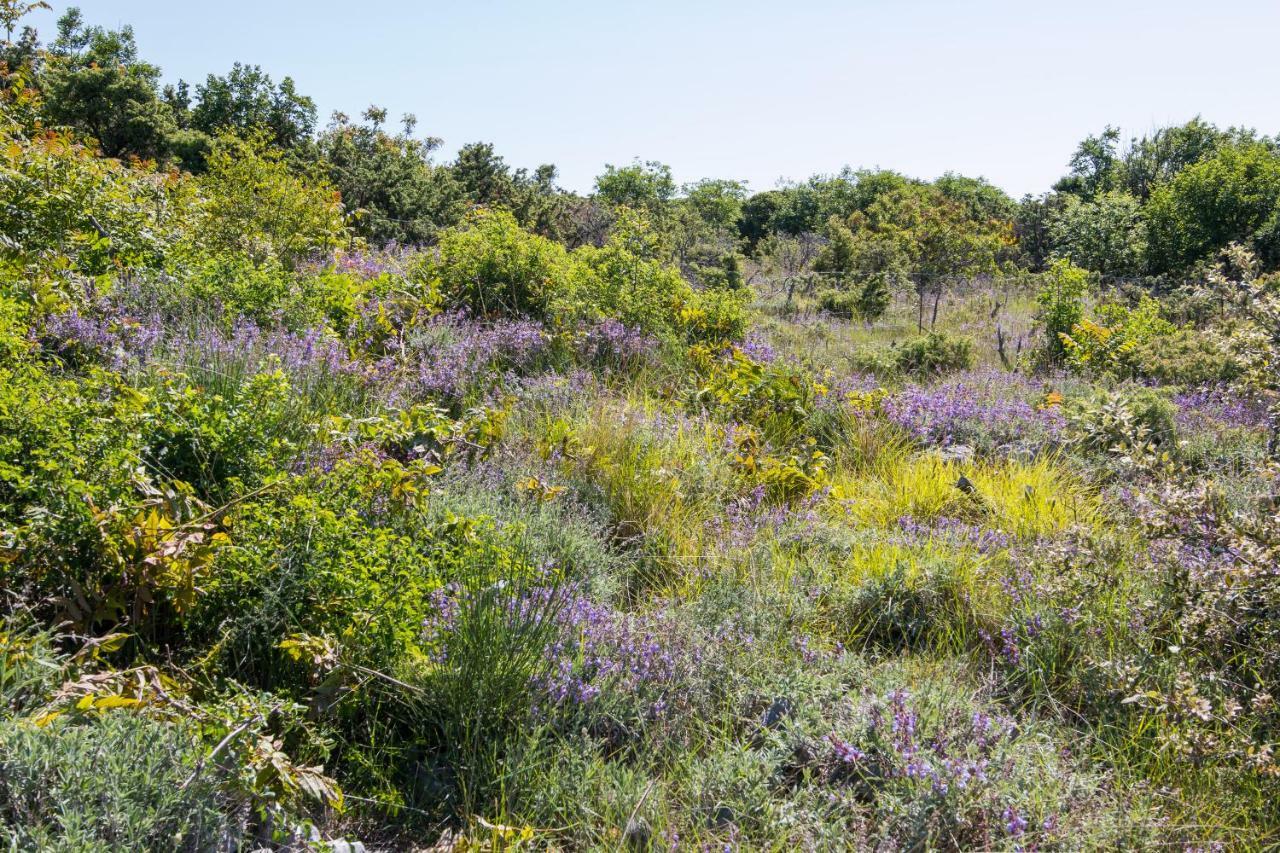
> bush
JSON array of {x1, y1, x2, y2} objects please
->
[
  {"x1": 1060, "y1": 295, "x2": 1179, "y2": 376},
  {"x1": 894, "y1": 332, "x2": 974, "y2": 377},
  {"x1": 1035, "y1": 259, "x2": 1091, "y2": 363},
  {"x1": 680, "y1": 287, "x2": 749, "y2": 344},
  {"x1": 1122, "y1": 327, "x2": 1240, "y2": 385},
  {"x1": 190, "y1": 130, "x2": 347, "y2": 271},
  {"x1": 818, "y1": 275, "x2": 891, "y2": 323},
  {"x1": 1066, "y1": 386, "x2": 1178, "y2": 456},
  {"x1": 0, "y1": 713, "x2": 232, "y2": 850},
  {"x1": 430, "y1": 208, "x2": 571, "y2": 320},
  {"x1": 818, "y1": 288, "x2": 858, "y2": 319}
]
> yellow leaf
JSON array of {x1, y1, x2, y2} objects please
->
[{"x1": 33, "y1": 710, "x2": 62, "y2": 727}]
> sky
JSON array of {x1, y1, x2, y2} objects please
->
[{"x1": 32, "y1": 1, "x2": 1280, "y2": 198}]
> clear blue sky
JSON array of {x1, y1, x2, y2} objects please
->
[{"x1": 36, "y1": 1, "x2": 1280, "y2": 197}]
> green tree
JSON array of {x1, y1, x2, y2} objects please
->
[
  {"x1": 594, "y1": 159, "x2": 675, "y2": 220},
  {"x1": 934, "y1": 172, "x2": 1017, "y2": 222},
  {"x1": 1047, "y1": 190, "x2": 1147, "y2": 277},
  {"x1": 452, "y1": 141, "x2": 515, "y2": 208},
  {"x1": 0, "y1": 0, "x2": 47, "y2": 43},
  {"x1": 861, "y1": 186, "x2": 1010, "y2": 329},
  {"x1": 813, "y1": 215, "x2": 857, "y2": 277},
  {"x1": 1055, "y1": 126, "x2": 1121, "y2": 199},
  {"x1": 189, "y1": 63, "x2": 317, "y2": 150},
  {"x1": 310, "y1": 107, "x2": 461, "y2": 245},
  {"x1": 739, "y1": 189, "x2": 785, "y2": 251},
  {"x1": 1119, "y1": 117, "x2": 1231, "y2": 200},
  {"x1": 193, "y1": 129, "x2": 347, "y2": 269},
  {"x1": 41, "y1": 8, "x2": 176, "y2": 160},
  {"x1": 0, "y1": 0, "x2": 45, "y2": 75},
  {"x1": 1145, "y1": 140, "x2": 1280, "y2": 272},
  {"x1": 682, "y1": 178, "x2": 747, "y2": 233}
]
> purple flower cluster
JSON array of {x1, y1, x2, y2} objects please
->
[
  {"x1": 882, "y1": 370, "x2": 1064, "y2": 451},
  {"x1": 535, "y1": 591, "x2": 690, "y2": 710},
  {"x1": 179, "y1": 318, "x2": 369, "y2": 378},
  {"x1": 738, "y1": 333, "x2": 777, "y2": 364},
  {"x1": 1173, "y1": 385, "x2": 1272, "y2": 431},
  {"x1": 576, "y1": 319, "x2": 658, "y2": 367},
  {"x1": 854, "y1": 690, "x2": 1014, "y2": 796},
  {"x1": 408, "y1": 312, "x2": 549, "y2": 401},
  {"x1": 827, "y1": 690, "x2": 1049, "y2": 838},
  {"x1": 39, "y1": 308, "x2": 164, "y2": 370},
  {"x1": 894, "y1": 515, "x2": 1012, "y2": 554},
  {"x1": 39, "y1": 307, "x2": 379, "y2": 399},
  {"x1": 306, "y1": 246, "x2": 415, "y2": 281}
]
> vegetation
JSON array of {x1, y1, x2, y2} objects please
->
[{"x1": 2, "y1": 5, "x2": 1280, "y2": 850}]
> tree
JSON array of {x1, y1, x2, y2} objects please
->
[
  {"x1": 1055, "y1": 126, "x2": 1120, "y2": 199},
  {"x1": 310, "y1": 107, "x2": 461, "y2": 245},
  {"x1": 682, "y1": 178, "x2": 747, "y2": 233},
  {"x1": 594, "y1": 159, "x2": 675, "y2": 218},
  {"x1": 1047, "y1": 190, "x2": 1147, "y2": 277},
  {"x1": 934, "y1": 172, "x2": 1017, "y2": 222},
  {"x1": 813, "y1": 215, "x2": 857, "y2": 277},
  {"x1": 1014, "y1": 193, "x2": 1058, "y2": 271},
  {"x1": 452, "y1": 141, "x2": 515, "y2": 208},
  {"x1": 861, "y1": 186, "x2": 1011, "y2": 329},
  {"x1": 41, "y1": 8, "x2": 176, "y2": 161},
  {"x1": 508, "y1": 162, "x2": 571, "y2": 241},
  {"x1": 1145, "y1": 141, "x2": 1280, "y2": 273},
  {"x1": 0, "y1": 0, "x2": 46, "y2": 44},
  {"x1": 194, "y1": 130, "x2": 347, "y2": 269},
  {"x1": 739, "y1": 189, "x2": 784, "y2": 251},
  {"x1": 1120, "y1": 117, "x2": 1231, "y2": 201},
  {"x1": 189, "y1": 62, "x2": 317, "y2": 149}
]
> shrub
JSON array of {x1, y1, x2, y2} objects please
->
[
  {"x1": 1035, "y1": 259, "x2": 1091, "y2": 363},
  {"x1": 1060, "y1": 295, "x2": 1179, "y2": 376},
  {"x1": 430, "y1": 208, "x2": 571, "y2": 320},
  {"x1": 0, "y1": 713, "x2": 233, "y2": 850},
  {"x1": 1122, "y1": 327, "x2": 1240, "y2": 385},
  {"x1": 190, "y1": 130, "x2": 347, "y2": 271},
  {"x1": 679, "y1": 287, "x2": 748, "y2": 344},
  {"x1": 1065, "y1": 386, "x2": 1178, "y2": 457},
  {"x1": 817, "y1": 288, "x2": 858, "y2": 319},
  {"x1": 569, "y1": 210, "x2": 698, "y2": 338},
  {"x1": 894, "y1": 332, "x2": 974, "y2": 377},
  {"x1": 819, "y1": 275, "x2": 891, "y2": 323}
]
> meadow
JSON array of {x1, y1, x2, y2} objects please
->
[{"x1": 3, "y1": 7, "x2": 1280, "y2": 850}]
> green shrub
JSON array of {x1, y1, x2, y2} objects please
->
[
  {"x1": 1060, "y1": 295, "x2": 1179, "y2": 376},
  {"x1": 1122, "y1": 327, "x2": 1240, "y2": 385},
  {"x1": 0, "y1": 713, "x2": 232, "y2": 850},
  {"x1": 1035, "y1": 259, "x2": 1091, "y2": 363},
  {"x1": 142, "y1": 368, "x2": 306, "y2": 502},
  {"x1": 894, "y1": 332, "x2": 974, "y2": 377},
  {"x1": 191, "y1": 130, "x2": 347, "y2": 271},
  {"x1": 817, "y1": 288, "x2": 858, "y2": 319},
  {"x1": 818, "y1": 275, "x2": 891, "y2": 323},
  {"x1": 1066, "y1": 386, "x2": 1178, "y2": 456},
  {"x1": 680, "y1": 287, "x2": 748, "y2": 344},
  {"x1": 569, "y1": 212, "x2": 697, "y2": 338},
  {"x1": 431, "y1": 208, "x2": 572, "y2": 320}
]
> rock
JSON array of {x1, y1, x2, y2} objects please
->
[
  {"x1": 762, "y1": 697, "x2": 794, "y2": 729},
  {"x1": 938, "y1": 444, "x2": 975, "y2": 463}
]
